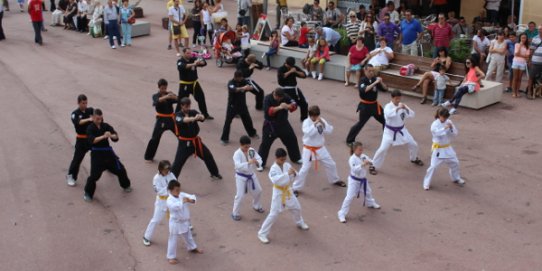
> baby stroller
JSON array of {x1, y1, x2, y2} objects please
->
[{"x1": 214, "y1": 30, "x2": 243, "y2": 67}]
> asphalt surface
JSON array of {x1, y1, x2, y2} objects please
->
[{"x1": 1, "y1": 1, "x2": 541, "y2": 270}]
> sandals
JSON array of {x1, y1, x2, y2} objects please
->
[
  {"x1": 411, "y1": 158, "x2": 424, "y2": 166},
  {"x1": 369, "y1": 166, "x2": 377, "y2": 175},
  {"x1": 333, "y1": 181, "x2": 347, "y2": 187},
  {"x1": 411, "y1": 84, "x2": 420, "y2": 91}
]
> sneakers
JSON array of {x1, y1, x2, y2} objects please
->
[
  {"x1": 295, "y1": 159, "x2": 303, "y2": 165},
  {"x1": 256, "y1": 166, "x2": 264, "y2": 172},
  {"x1": 103, "y1": 35, "x2": 109, "y2": 40},
  {"x1": 261, "y1": 52, "x2": 266, "y2": 59},
  {"x1": 113, "y1": 36, "x2": 117, "y2": 40},
  {"x1": 121, "y1": 43, "x2": 126, "y2": 47},
  {"x1": 258, "y1": 234, "x2": 270, "y2": 244},
  {"x1": 311, "y1": 71, "x2": 317, "y2": 79},
  {"x1": 303, "y1": 69, "x2": 309, "y2": 76},
  {"x1": 83, "y1": 194, "x2": 93, "y2": 202},
  {"x1": 231, "y1": 214, "x2": 241, "y2": 221},
  {"x1": 220, "y1": 140, "x2": 229, "y2": 146},
  {"x1": 453, "y1": 178, "x2": 466, "y2": 186},
  {"x1": 142, "y1": 237, "x2": 151, "y2": 246},
  {"x1": 441, "y1": 101, "x2": 451, "y2": 107},
  {"x1": 124, "y1": 187, "x2": 133, "y2": 193},
  {"x1": 211, "y1": 174, "x2": 223, "y2": 180},
  {"x1": 367, "y1": 203, "x2": 381, "y2": 209},
  {"x1": 449, "y1": 108, "x2": 457, "y2": 115},
  {"x1": 66, "y1": 175, "x2": 76, "y2": 187},
  {"x1": 111, "y1": 45, "x2": 116, "y2": 49},
  {"x1": 297, "y1": 222, "x2": 310, "y2": 230},
  {"x1": 318, "y1": 73, "x2": 324, "y2": 81}
]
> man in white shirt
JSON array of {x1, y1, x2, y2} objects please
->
[
  {"x1": 323, "y1": 1, "x2": 343, "y2": 28},
  {"x1": 485, "y1": 0, "x2": 501, "y2": 26},
  {"x1": 367, "y1": 37, "x2": 394, "y2": 69},
  {"x1": 471, "y1": 29, "x2": 490, "y2": 68}
]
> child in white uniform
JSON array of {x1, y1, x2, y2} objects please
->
[
  {"x1": 372, "y1": 90, "x2": 423, "y2": 174},
  {"x1": 292, "y1": 105, "x2": 344, "y2": 195},
  {"x1": 257, "y1": 148, "x2": 309, "y2": 244},
  {"x1": 338, "y1": 142, "x2": 381, "y2": 223},
  {"x1": 422, "y1": 108, "x2": 465, "y2": 190},
  {"x1": 231, "y1": 135, "x2": 265, "y2": 221},
  {"x1": 143, "y1": 160, "x2": 177, "y2": 246},
  {"x1": 166, "y1": 180, "x2": 202, "y2": 265}
]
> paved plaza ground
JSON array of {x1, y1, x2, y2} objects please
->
[{"x1": 0, "y1": 1, "x2": 541, "y2": 270}]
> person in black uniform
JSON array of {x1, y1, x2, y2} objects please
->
[
  {"x1": 346, "y1": 64, "x2": 387, "y2": 145},
  {"x1": 220, "y1": 70, "x2": 259, "y2": 145},
  {"x1": 236, "y1": 54, "x2": 265, "y2": 110},
  {"x1": 177, "y1": 48, "x2": 214, "y2": 119},
  {"x1": 66, "y1": 94, "x2": 94, "y2": 187},
  {"x1": 84, "y1": 109, "x2": 132, "y2": 202},
  {"x1": 277, "y1": 57, "x2": 309, "y2": 122},
  {"x1": 144, "y1": 79, "x2": 178, "y2": 162},
  {"x1": 257, "y1": 88, "x2": 302, "y2": 169},
  {"x1": 171, "y1": 97, "x2": 222, "y2": 179}
]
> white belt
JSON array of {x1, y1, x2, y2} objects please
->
[{"x1": 280, "y1": 85, "x2": 299, "y2": 96}]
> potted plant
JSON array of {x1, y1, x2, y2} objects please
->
[{"x1": 336, "y1": 27, "x2": 351, "y2": 55}]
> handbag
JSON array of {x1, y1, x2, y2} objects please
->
[
  {"x1": 173, "y1": 24, "x2": 181, "y2": 35},
  {"x1": 128, "y1": 17, "x2": 135, "y2": 24}
]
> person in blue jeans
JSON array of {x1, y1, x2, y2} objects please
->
[
  {"x1": 104, "y1": 0, "x2": 121, "y2": 49},
  {"x1": 120, "y1": 0, "x2": 134, "y2": 47},
  {"x1": 505, "y1": 32, "x2": 516, "y2": 92},
  {"x1": 263, "y1": 30, "x2": 280, "y2": 69}
]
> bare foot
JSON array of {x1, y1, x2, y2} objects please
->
[
  {"x1": 168, "y1": 259, "x2": 178, "y2": 265},
  {"x1": 190, "y1": 248, "x2": 204, "y2": 254}
]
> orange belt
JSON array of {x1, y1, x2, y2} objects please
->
[
  {"x1": 76, "y1": 134, "x2": 88, "y2": 139},
  {"x1": 360, "y1": 99, "x2": 382, "y2": 115},
  {"x1": 178, "y1": 135, "x2": 203, "y2": 158},
  {"x1": 304, "y1": 145, "x2": 322, "y2": 171},
  {"x1": 156, "y1": 113, "x2": 179, "y2": 136}
]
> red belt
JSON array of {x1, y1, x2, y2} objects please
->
[
  {"x1": 156, "y1": 113, "x2": 179, "y2": 136},
  {"x1": 178, "y1": 135, "x2": 203, "y2": 158},
  {"x1": 76, "y1": 134, "x2": 88, "y2": 139},
  {"x1": 360, "y1": 99, "x2": 382, "y2": 115},
  {"x1": 304, "y1": 145, "x2": 322, "y2": 171}
]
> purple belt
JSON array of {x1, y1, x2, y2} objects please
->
[
  {"x1": 263, "y1": 120, "x2": 275, "y2": 134},
  {"x1": 236, "y1": 172, "x2": 255, "y2": 193},
  {"x1": 350, "y1": 175, "x2": 367, "y2": 206},
  {"x1": 385, "y1": 124, "x2": 404, "y2": 141}
]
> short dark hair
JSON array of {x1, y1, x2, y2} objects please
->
[
  {"x1": 93, "y1": 108, "x2": 103, "y2": 116},
  {"x1": 285, "y1": 57, "x2": 295, "y2": 66},
  {"x1": 234, "y1": 70, "x2": 244, "y2": 78},
  {"x1": 182, "y1": 47, "x2": 191, "y2": 53},
  {"x1": 509, "y1": 32, "x2": 517, "y2": 37},
  {"x1": 308, "y1": 105, "x2": 320, "y2": 116},
  {"x1": 405, "y1": 9, "x2": 412, "y2": 14},
  {"x1": 157, "y1": 78, "x2": 168, "y2": 87},
  {"x1": 384, "y1": 12, "x2": 390, "y2": 17},
  {"x1": 158, "y1": 160, "x2": 171, "y2": 171},
  {"x1": 435, "y1": 107, "x2": 450, "y2": 119},
  {"x1": 528, "y1": 21, "x2": 536, "y2": 26},
  {"x1": 167, "y1": 180, "x2": 181, "y2": 190},
  {"x1": 77, "y1": 94, "x2": 88, "y2": 103},
  {"x1": 180, "y1": 97, "x2": 191, "y2": 105},
  {"x1": 301, "y1": 21, "x2": 307, "y2": 26},
  {"x1": 273, "y1": 88, "x2": 285, "y2": 97},
  {"x1": 359, "y1": 4, "x2": 365, "y2": 9},
  {"x1": 240, "y1": 135, "x2": 251, "y2": 145},
  {"x1": 275, "y1": 148, "x2": 287, "y2": 158},
  {"x1": 390, "y1": 90, "x2": 402, "y2": 97}
]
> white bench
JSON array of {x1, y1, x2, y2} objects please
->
[
  {"x1": 131, "y1": 21, "x2": 151, "y2": 37},
  {"x1": 455, "y1": 80, "x2": 503, "y2": 109}
]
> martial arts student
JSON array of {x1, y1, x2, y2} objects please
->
[
  {"x1": 257, "y1": 148, "x2": 309, "y2": 244},
  {"x1": 67, "y1": 94, "x2": 94, "y2": 187},
  {"x1": 236, "y1": 54, "x2": 265, "y2": 110},
  {"x1": 166, "y1": 180, "x2": 203, "y2": 265},
  {"x1": 220, "y1": 70, "x2": 259, "y2": 145},
  {"x1": 231, "y1": 135, "x2": 265, "y2": 221},
  {"x1": 177, "y1": 48, "x2": 213, "y2": 119},
  {"x1": 292, "y1": 105, "x2": 345, "y2": 196},
  {"x1": 84, "y1": 109, "x2": 132, "y2": 202},
  {"x1": 257, "y1": 88, "x2": 302, "y2": 169},
  {"x1": 422, "y1": 108, "x2": 465, "y2": 190},
  {"x1": 337, "y1": 142, "x2": 381, "y2": 223},
  {"x1": 371, "y1": 90, "x2": 424, "y2": 175},
  {"x1": 143, "y1": 160, "x2": 177, "y2": 246},
  {"x1": 346, "y1": 64, "x2": 387, "y2": 145},
  {"x1": 144, "y1": 79, "x2": 178, "y2": 162},
  {"x1": 277, "y1": 57, "x2": 309, "y2": 122},
  {"x1": 171, "y1": 97, "x2": 222, "y2": 180}
]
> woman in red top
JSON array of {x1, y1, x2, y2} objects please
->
[
  {"x1": 345, "y1": 37, "x2": 368, "y2": 87},
  {"x1": 310, "y1": 38, "x2": 330, "y2": 81},
  {"x1": 28, "y1": 0, "x2": 44, "y2": 45}
]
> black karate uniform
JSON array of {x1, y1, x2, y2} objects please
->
[
  {"x1": 68, "y1": 107, "x2": 94, "y2": 181},
  {"x1": 236, "y1": 58, "x2": 265, "y2": 110},
  {"x1": 171, "y1": 109, "x2": 220, "y2": 178},
  {"x1": 277, "y1": 65, "x2": 309, "y2": 121},
  {"x1": 85, "y1": 122, "x2": 131, "y2": 199},
  {"x1": 220, "y1": 79, "x2": 258, "y2": 141},
  {"x1": 346, "y1": 76, "x2": 386, "y2": 144},
  {"x1": 176, "y1": 57, "x2": 210, "y2": 117},
  {"x1": 257, "y1": 93, "x2": 302, "y2": 167},
  {"x1": 144, "y1": 92, "x2": 178, "y2": 160}
]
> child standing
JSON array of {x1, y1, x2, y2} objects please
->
[
  {"x1": 240, "y1": 25, "x2": 250, "y2": 57},
  {"x1": 310, "y1": 38, "x2": 330, "y2": 80},
  {"x1": 231, "y1": 136, "x2": 265, "y2": 221},
  {"x1": 422, "y1": 108, "x2": 465, "y2": 191},
  {"x1": 301, "y1": 37, "x2": 317, "y2": 76},
  {"x1": 119, "y1": 0, "x2": 135, "y2": 47},
  {"x1": 262, "y1": 30, "x2": 280, "y2": 70},
  {"x1": 166, "y1": 180, "x2": 203, "y2": 265},
  {"x1": 432, "y1": 66, "x2": 449, "y2": 106},
  {"x1": 298, "y1": 21, "x2": 309, "y2": 48},
  {"x1": 143, "y1": 160, "x2": 177, "y2": 246},
  {"x1": 257, "y1": 148, "x2": 309, "y2": 244},
  {"x1": 337, "y1": 142, "x2": 381, "y2": 223}
]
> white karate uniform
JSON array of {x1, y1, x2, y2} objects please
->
[
  {"x1": 166, "y1": 192, "x2": 198, "y2": 260},
  {"x1": 258, "y1": 162, "x2": 305, "y2": 238},
  {"x1": 338, "y1": 153, "x2": 378, "y2": 220},
  {"x1": 232, "y1": 147, "x2": 263, "y2": 216},
  {"x1": 372, "y1": 102, "x2": 419, "y2": 169},
  {"x1": 143, "y1": 172, "x2": 177, "y2": 241},
  {"x1": 422, "y1": 119, "x2": 461, "y2": 189},
  {"x1": 292, "y1": 117, "x2": 340, "y2": 191}
]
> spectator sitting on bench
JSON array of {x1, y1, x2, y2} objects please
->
[
  {"x1": 298, "y1": 21, "x2": 309, "y2": 48},
  {"x1": 310, "y1": 38, "x2": 330, "y2": 81},
  {"x1": 324, "y1": 1, "x2": 343, "y2": 28},
  {"x1": 366, "y1": 37, "x2": 394, "y2": 72},
  {"x1": 442, "y1": 56, "x2": 485, "y2": 114},
  {"x1": 412, "y1": 46, "x2": 452, "y2": 104},
  {"x1": 281, "y1": 17, "x2": 299, "y2": 47}
]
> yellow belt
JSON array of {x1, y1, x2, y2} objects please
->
[
  {"x1": 180, "y1": 80, "x2": 198, "y2": 94},
  {"x1": 158, "y1": 195, "x2": 168, "y2": 200},
  {"x1": 273, "y1": 184, "x2": 291, "y2": 206},
  {"x1": 432, "y1": 143, "x2": 451, "y2": 151}
]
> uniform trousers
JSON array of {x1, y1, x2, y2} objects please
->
[
  {"x1": 220, "y1": 105, "x2": 256, "y2": 141},
  {"x1": 144, "y1": 117, "x2": 176, "y2": 160},
  {"x1": 84, "y1": 153, "x2": 131, "y2": 198},
  {"x1": 423, "y1": 152, "x2": 461, "y2": 189},
  {"x1": 337, "y1": 176, "x2": 377, "y2": 219},
  {"x1": 144, "y1": 197, "x2": 168, "y2": 241},
  {"x1": 372, "y1": 137, "x2": 419, "y2": 169},
  {"x1": 258, "y1": 121, "x2": 301, "y2": 167},
  {"x1": 171, "y1": 139, "x2": 219, "y2": 178},
  {"x1": 282, "y1": 87, "x2": 308, "y2": 121},
  {"x1": 68, "y1": 138, "x2": 90, "y2": 180},
  {"x1": 167, "y1": 227, "x2": 197, "y2": 260},
  {"x1": 292, "y1": 146, "x2": 340, "y2": 191},
  {"x1": 177, "y1": 82, "x2": 209, "y2": 117},
  {"x1": 232, "y1": 173, "x2": 263, "y2": 216},
  {"x1": 346, "y1": 105, "x2": 385, "y2": 143},
  {"x1": 258, "y1": 188, "x2": 304, "y2": 237}
]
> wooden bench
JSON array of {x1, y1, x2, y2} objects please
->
[
  {"x1": 131, "y1": 21, "x2": 151, "y2": 38},
  {"x1": 379, "y1": 53, "x2": 503, "y2": 109},
  {"x1": 255, "y1": 41, "x2": 336, "y2": 56}
]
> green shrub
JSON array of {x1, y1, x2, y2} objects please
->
[{"x1": 449, "y1": 38, "x2": 471, "y2": 63}]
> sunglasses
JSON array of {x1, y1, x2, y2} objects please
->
[{"x1": 465, "y1": 61, "x2": 471, "y2": 64}]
